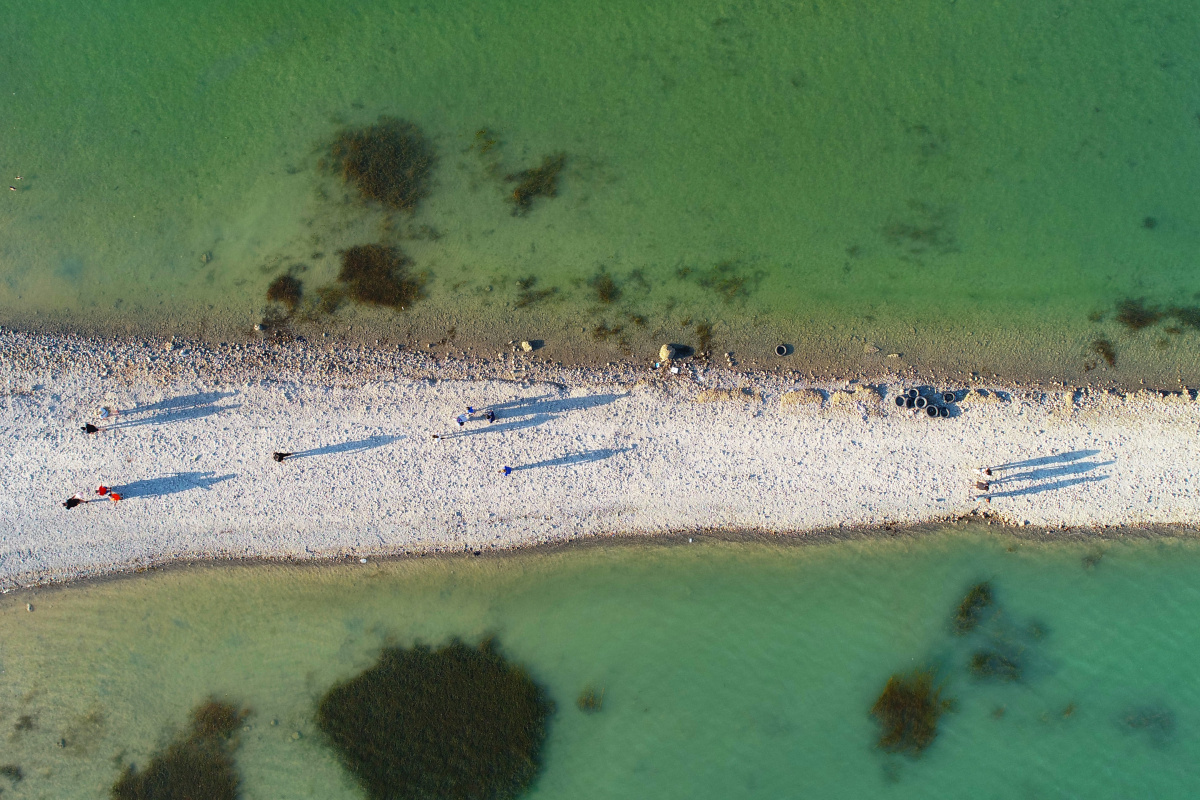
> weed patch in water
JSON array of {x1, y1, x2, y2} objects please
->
[
  {"x1": 697, "y1": 261, "x2": 762, "y2": 302},
  {"x1": 968, "y1": 650, "x2": 1021, "y2": 682},
  {"x1": 506, "y1": 154, "x2": 565, "y2": 215},
  {"x1": 337, "y1": 244, "x2": 423, "y2": 309},
  {"x1": 590, "y1": 271, "x2": 620, "y2": 304},
  {"x1": 577, "y1": 686, "x2": 604, "y2": 713},
  {"x1": 953, "y1": 582, "x2": 993, "y2": 634},
  {"x1": 870, "y1": 669, "x2": 950, "y2": 756},
  {"x1": 328, "y1": 117, "x2": 435, "y2": 212},
  {"x1": 1123, "y1": 706, "x2": 1175, "y2": 745},
  {"x1": 266, "y1": 275, "x2": 303, "y2": 312},
  {"x1": 316, "y1": 638, "x2": 553, "y2": 800},
  {"x1": 0, "y1": 765, "x2": 22, "y2": 784},
  {"x1": 515, "y1": 276, "x2": 557, "y2": 308},
  {"x1": 1115, "y1": 298, "x2": 1163, "y2": 331},
  {"x1": 111, "y1": 699, "x2": 247, "y2": 800}
]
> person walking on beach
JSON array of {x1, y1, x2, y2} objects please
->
[
  {"x1": 62, "y1": 493, "x2": 89, "y2": 509},
  {"x1": 273, "y1": 452, "x2": 293, "y2": 462},
  {"x1": 501, "y1": 466, "x2": 513, "y2": 476},
  {"x1": 81, "y1": 423, "x2": 103, "y2": 434},
  {"x1": 96, "y1": 485, "x2": 122, "y2": 502}
]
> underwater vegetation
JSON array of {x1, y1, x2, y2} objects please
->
[
  {"x1": 0, "y1": 765, "x2": 22, "y2": 784},
  {"x1": 696, "y1": 261, "x2": 762, "y2": 303},
  {"x1": 514, "y1": 276, "x2": 557, "y2": 309},
  {"x1": 316, "y1": 638, "x2": 554, "y2": 800},
  {"x1": 337, "y1": 244, "x2": 423, "y2": 309},
  {"x1": 968, "y1": 650, "x2": 1021, "y2": 682},
  {"x1": 590, "y1": 271, "x2": 620, "y2": 304},
  {"x1": 576, "y1": 686, "x2": 605, "y2": 713},
  {"x1": 870, "y1": 669, "x2": 951, "y2": 756},
  {"x1": 1123, "y1": 705, "x2": 1175, "y2": 745},
  {"x1": 266, "y1": 274, "x2": 303, "y2": 312},
  {"x1": 111, "y1": 698, "x2": 248, "y2": 800},
  {"x1": 953, "y1": 582, "x2": 993, "y2": 634},
  {"x1": 1113, "y1": 298, "x2": 1200, "y2": 333},
  {"x1": 506, "y1": 154, "x2": 565, "y2": 215},
  {"x1": 328, "y1": 117, "x2": 435, "y2": 212}
]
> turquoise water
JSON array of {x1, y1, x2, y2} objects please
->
[
  {"x1": 2, "y1": 1, "x2": 1199, "y2": 381},
  {"x1": 3, "y1": 528, "x2": 1200, "y2": 798}
]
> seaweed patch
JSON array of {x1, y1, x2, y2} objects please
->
[
  {"x1": 111, "y1": 699, "x2": 248, "y2": 800},
  {"x1": 870, "y1": 669, "x2": 951, "y2": 756},
  {"x1": 316, "y1": 638, "x2": 553, "y2": 800},
  {"x1": 328, "y1": 117, "x2": 435, "y2": 212},
  {"x1": 953, "y1": 582, "x2": 993, "y2": 635},
  {"x1": 506, "y1": 154, "x2": 566, "y2": 215},
  {"x1": 337, "y1": 244, "x2": 424, "y2": 309}
]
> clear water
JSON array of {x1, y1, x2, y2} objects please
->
[
  {"x1": 3, "y1": 1, "x2": 1199, "y2": 381},
  {"x1": 3, "y1": 527, "x2": 1200, "y2": 798}
]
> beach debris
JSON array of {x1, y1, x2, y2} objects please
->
[
  {"x1": 576, "y1": 686, "x2": 604, "y2": 713},
  {"x1": 520, "y1": 340, "x2": 534, "y2": 352},
  {"x1": 695, "y1": 387, "x2": 760, "y2": 403},
  {"x1": 659, "y1": 343, "x2": 677, "y2": 361},
  {"x1": 111, "y1": 699, "x2": 248, "y2": 800},
  {"x1": 328, "y1": 117, "x2": 435, "y2": 212},
  {"x1": 774, "y1": 344, "x2": 789, "y2": 357},
  {"x1": 316, "y1": 638, "x2": 553, "y2": 800},
  {"x1": 781, "y1": 388, "x2": 825, "y2": 408},
  {"x1": 953, "y1": 582, "x2": 994, "y2": 634},
  {"x1": 870, "y1": 669, "x2": 951, "y2": 756}
]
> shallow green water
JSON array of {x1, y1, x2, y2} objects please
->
[
  {"x1": 2, "y1": 1, "x2": 1199, "y2": 381},
  {"x1": 2, "y1": 529, "x2": 1200, "y2": 798}
]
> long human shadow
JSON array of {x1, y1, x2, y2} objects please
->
[
  {"x1": 992, "y1": 460, "x2": 1115, "y2": 487},
  {"x1": 990, "y1": 450, "x2": 1100, "y2": 472},
  {"x1": 983, "y1": 474, "x2": 1110, "y2": 499},
  {"x1": 111, "y1": 471, "x2": 236, "y2": 500},
  {"x1": 509, "y1": 446, "x2": 634, "y2": 472},
  {"x1": 289, "y1": 434, "x2": 403, "y2": 459},
  {"x1": 442, "y1": 393, "x2": 626, "y2": 439},
  {"x1": 108, "y1": 391, "x2": 239, "y2": 429}
]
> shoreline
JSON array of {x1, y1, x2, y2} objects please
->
[{"x1": 3, "y1": 326, "x2": 1200, "y2": 591}]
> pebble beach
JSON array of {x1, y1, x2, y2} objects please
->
[{"x1": 2, "y1": 327, "x2": 1199, "y2": 591}]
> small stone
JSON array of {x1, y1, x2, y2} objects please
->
[
  {"x1": 253, "y1": 324, "x2": 264, "y2": 332},
  {"x1": 291, "y1": 731, "x2": 302, "y2": 740},
  {"x1": 887, "y1": 353, "x2": 902, "y2": 359},
  {"x1": 659, "y1": 343, "x2": 677, "y2": 361},
  {"x1": 200, "y1": 251, "x2": 212, "y2": 264},
  {"x1": 26, "y1": 603, "x2": 33, "y2": 612},
  {"x1": 864, "y1": 343, "x2": 881, "y2": 354},
  {"x1": 520, "y1": 341, "x2": 534, "y2": 352}
]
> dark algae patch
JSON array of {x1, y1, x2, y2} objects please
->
[
  {"x1": 316, "y1": 638, "x2": 554, "y2": 800},
  {"x1": 953, "y1": 582, "x2": 993, "y2": 634},
  {"x1": 111, "y1": 698, "x2": 248, "y2": 800},
  {"x1": 1115, "y1": 298, "x2": 1164, "y2": 331},
  {"x1": 870, "y1": 670, "x2": 950, "y2": 756},
  {"x1": 1089, "y1": 338, "x2": 1117, "y2": 368},
  {"x1": 337, "y1": 244, "x2": 423, "y2": 309},
  {"x1": 968, "y1": 650, "x2": 1021, "y2": 682},
  {"x1": 506, "y1": 153, "x2": 565, "y2": 215},
  {"x1": 265, "y1": 274, "x2": 302, "y2": 311},
  {"x1": 576, "y1": 686, "x2": 604, "y2": 713},
  {"x1": 328, "y1": 117, "x2": 435, "y2": 212}
]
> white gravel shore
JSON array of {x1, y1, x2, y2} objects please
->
[{"x1": 2, "y1": 329, "x2": 1199, "y2": 589}]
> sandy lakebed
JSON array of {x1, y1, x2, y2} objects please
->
[{"x1": 1, "y1": 327, "x2": 1199, "y2": 590}]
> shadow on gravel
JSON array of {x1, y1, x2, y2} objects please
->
[
  {"x1": 289, "y1": 434, "x2": 404, "y2": 459},
  {"x1": 982, "y1": 474, "x2": 1110, "y2": 499},
  {"x1": 111, "y1": 471, "x2": 235, "y2": 500},
  {"x1": 440, "y1": 393, "x2": 626, "y2": 439},
  {"x1": 109, "y1": 392, "x2": 239, "y2": 429},
  {"x1": 981, "y1": 450, "x2": 1113, "y2": 499},
  {"x1": 508, "y1": 446, "x2": 635, "y2": 472}
]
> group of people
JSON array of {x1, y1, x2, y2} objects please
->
[{"x1": 63, "y1": 485, "x2": 121, "y2": 509}]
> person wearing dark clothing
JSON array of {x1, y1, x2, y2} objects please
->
[
  {"x1": 63, "y1": 494, "x2": 87, "y2": 509},
  {"x1": 273, "y1": 452, "x2": 293, "y2": 462},
  {"x1": 486, "y1": 409, "x2": 497, "y2": 423},
  {"x1": 81, "y1": 423, "x2": 101, "y2": 434}
]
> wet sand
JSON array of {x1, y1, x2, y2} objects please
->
[{"x1": 2, "y1": 327, "x2": 1199, "y2": 590}]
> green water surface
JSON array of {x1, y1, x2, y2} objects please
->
[
  {"x1": 2, "y1": 528, "x2": 1199, "y2": 798},
  {"x1": 2, "y1": 1, "x2": 1199, "y2": 382}
]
